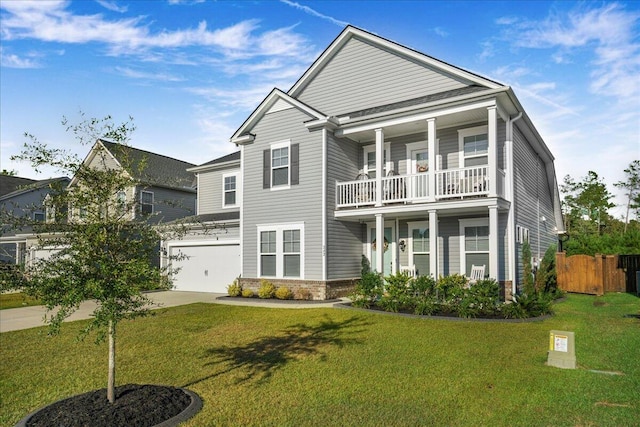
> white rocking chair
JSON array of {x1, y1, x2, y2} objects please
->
[
  {"x1": 400, "y1": 264, "x2": 417, "y2": 278},
  {"x1": 468, "y1": 264, "x2": 485, "y2": 286}
]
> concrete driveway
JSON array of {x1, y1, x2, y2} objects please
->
[{"x1": 0, "y1": 291, "x2": 222, "y2": 333}]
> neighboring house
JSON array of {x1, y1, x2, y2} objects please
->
[
  {"x1": 181, "y1": 25, "x2": 565, "y2": 300},
  {"x1": 70, "y1": 139, "x2": 197, "y2": 224},
  {"x1": 1, "y1": 140, "x2": 197, "y2": 268},
  {"x1": 162, "y1": 151, "x2": 241, "y2": 293},
  {"x1": 0, "y1": 175, "x2": 70, "y2": 264}
]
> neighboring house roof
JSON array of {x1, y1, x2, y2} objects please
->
[
  {"x1": 0, "y1": 177, "x2": 69, "y2": 202},
  {"x1": 0, "y1": 176, "x2": 37, "y2": 197},
  {"x1": 166, "y1": 212, "x2": 240, "y2": 225},
  {"x1": 94, "y1": 140, "x2": 197, "y2": 190}
]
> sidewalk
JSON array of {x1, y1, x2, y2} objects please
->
[{"x1": 0, "y1": 291, "x2": 344, "y2": 333}]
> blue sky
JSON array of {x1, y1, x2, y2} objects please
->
[{"x1": 1, "y1": 0, "x2": 638, "y2": 217}]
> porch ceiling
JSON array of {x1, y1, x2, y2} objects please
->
[{"x1": 338, "y1": 107, "x2": 489, "y2": 143}]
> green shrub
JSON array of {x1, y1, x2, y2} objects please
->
[
  {"x1": 436, "y1": 274, "x2": 467, "y2": 302},
  {"x1": 227, "y1": 279, "x2": 242, "y2": 297},
  {"x1": 241, "y1": 289, "x2": 254, "y2": 298},
  {"x1": 536, "y1": 245, "x2": 557, "y2": 293},
  {"x1": 456, "y1": 278, "x2": 502, "y2": 318},
  {"x1": 409, "y1": 275, "x2": 436, "y2": 297},
  {"x1": 361, "y1": 254, "x2": 371, "y2": 276},
  {"x1": 384, "y1": 272, "x2": 411, "y2": 299},
  {"x1": 507, "y1": 291, "x2": 554, "y2": 318},
  {"x1": 350, "y1": 272, "x2": 383, "y2": 308},
  {"x1": 258, "y1": 280, "x2": 276, "y2": 299},
  {"x1": 413, "y1": 295, "x2": 438, "y2": 315},
  {"x1": 275, "y1": 286, "x2": 293, "y2": 300}
]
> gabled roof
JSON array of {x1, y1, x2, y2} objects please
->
[
  {"x1": 230, "y1": 89, "x2": 326, "y2": 144},
  {"x1": 0, "y1": 176, "x2": 69, "y2": 201},
  {"x1": 0, "y1": 176, "x2": 37, "y2": 197},
  {"x1": 288, "y1": 25, "x2": 504, "y2": 98},
  {"x1": 78, "y1": 140, "x2": 197, "y2": 190},
  {"x1": 191, "y1": 151, "x2": 240, "y2": 170}
]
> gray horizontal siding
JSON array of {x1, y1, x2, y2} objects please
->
[
  {"x1": 197, "y1": 167, "x2": 240, "y2": 215},
  {"x1": 141, "y1": 186, "x2": 196, "y2": 223},
  {"x1": 242, "y1": 107, "x2": 323, "y2": 280},
  {"x1": 326, "y1": 133, "x2": 363, "y2": 279},
  {"x1": 297, "y1": 36, "x2": 469, "y2": 116},
  {"x1": 512, "y1": 125, "x2": 557, "y2": 288}
]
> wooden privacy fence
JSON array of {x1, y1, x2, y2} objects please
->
[{"x1": 556, "y1": 252, "x2": 632, "y2": 296}]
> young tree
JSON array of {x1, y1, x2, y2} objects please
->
[
  {"x1": 561, "y1": 171, "x2": 615, "y2": 235},
  {"x1": 521, "y1": 239, "x2": 535, "y2": 295},
  {"x1": 2, "y1": 114, "x2": 182, "y2": 404},
  {"x1": 614, "y1": 160, "x2": 640, "y2": 232}
]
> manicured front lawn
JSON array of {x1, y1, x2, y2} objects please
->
[
  {"x1": 1, "y1": 293, "x2": 638, "y2": 426},
  {"x1": 0, "y1": 292, "x2": 42, "y2": 310}
]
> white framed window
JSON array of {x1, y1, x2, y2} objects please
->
[
  {"x1": 223, "y1": 173, "x2": 238, "y2": 208},
  {"x1": 271, "y1": 141, "x2": 290, "y2": 188},
  {"x1": 458, "y1": 125, "x2": 488, "y2": 168},
  {"x1": 140, "y1": 190, "x2": 154, "y2": 215},
  {"x1": 363, "y1": 143, "x2": 391, "y2": 178},
  {"x1": 258, "y1": 223, "x2": 304, "y2": 279},
  {"x1": 516, "y1": 225, "x2": 529, "y2": 244},
  {"x1": 263, "y1": 140, "x2": 299, "y2": 190},
  {"x1": 459, "y1": 218, "x2": 489, "y2": 277},
  {"x1": 408, "y1": 221, "x2": 430, "y2": 277},
  {"x1": 116, "y1": 191, "x2": 127, "y2": 214}
]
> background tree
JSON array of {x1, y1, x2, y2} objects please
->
[
  {"x1": 1, "y1": 169, "x2": 18, "y2": 176},
  {"x1": 2, "y1": 114, "x2": 185, "y2": 404},
  {"x1": 561, "y1": 171, "x2": 615, "y2": 236},
  {"x1": 614, "y1": 160, "x2": 640, "y2": 232}
]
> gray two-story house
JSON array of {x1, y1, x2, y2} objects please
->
[{"x1": 170, "y1": 26, "x2": 564, "y2": 300}]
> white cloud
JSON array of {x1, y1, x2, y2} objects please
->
[
  {"x1": 96, "y1": 1, "x2": 128, "y2": 13},
  {"x1": 114, "y1": 67, "x2": 184, "y2": 82},
  {"x1": 498, "y1": 3, "x2": 640, "y2": 100},
  {"x1": 0, "y1": 48, "x2": 40, "y2": 68},
  {"x1": 279, "y1": 0, "x2": 349, "y2": 27}
]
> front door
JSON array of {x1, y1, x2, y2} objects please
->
[
  {"x1": 369, "y1": 226, "x2": 394, "y2": 276},
  {"x1": 411, "y1": 148, "x2": 429, "y2": 199}
]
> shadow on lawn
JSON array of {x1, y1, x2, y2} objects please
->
[{"x1": 183, "y1": 315, "x2": 369, "y2": 387}]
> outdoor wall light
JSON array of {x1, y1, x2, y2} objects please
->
[{"x1": 399, "y1": 239, "x2": 406, "y2": 252}]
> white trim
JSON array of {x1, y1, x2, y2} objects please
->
[
  {"x1": 459, "y1": 217, "x2": 489, "y2": 277},
  {"x1": 458, "y1": 125, "x2": 488, "y2": 169},
  {"x1": 270, "y1": 140, "x2": 291, "y2": 190},
  {"x1": 240, "y1": 145, "x2": 245, "y2": 278},
  {"x1": 257, "y1": 223, "x2": 305, "y2": 279},
  {"x1": 222, "y1": 172, "x2": 239, "y2": 209},
  {"x1": 168, "y1": 239, "x2": 240, "y2": 248}
]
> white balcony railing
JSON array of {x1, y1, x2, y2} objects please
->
[{"x1": 336, "y1": 165, "x2": 503, "y2": 208}]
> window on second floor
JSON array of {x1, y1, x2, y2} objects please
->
[
  {"x1": 263, "y1": 140, "x2": 299, "y2": 190},
  {"x1": 223, "y1": 174, "x2": 238, "y2": 208},
  {"x1": 140, "y1": 191, "x2": 154, "y2": 215},
  {"x1": 33, "y1": 211, "x2": 45, "y2": 222},
  {"x1": 458, "y1": 126, "x2": 488, "y2": 168}
]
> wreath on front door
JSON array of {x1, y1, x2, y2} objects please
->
[{"x1": 372, "y1": 237, "x2": 389, "y2": 252}]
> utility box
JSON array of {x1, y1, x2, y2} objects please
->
[{"x1": 547, "y1": 330, "x2": 576, "y2": 369}]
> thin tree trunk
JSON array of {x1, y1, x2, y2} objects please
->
[{"x1": 108, "y1": 319, "x2": 116, "y2": 404}]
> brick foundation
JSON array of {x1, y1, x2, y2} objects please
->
[
  {"x1": 500, "y1": 280, "x2": 513, "y2": 302},
  {"x1": 237, "y1": 277, "x2": 359, "y2": 301}
]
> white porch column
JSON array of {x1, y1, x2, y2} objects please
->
[
  {"x1": 375, "y1": 128, "x2": 384, "y2": 207},
  {"x1": 487, "y1": 106, "x2": 498, "y2": 197},
  {"x1": 429, "y1": 209, "x2": 438, "y2": 278},
  {"x1": 427, "y1": 118, "x2": 437, "y2": 201},
  {"x1": 489, "y1": 205, "x2": 499, "y2": 280},
  {"x1": 375, "y1": 213, "x2": 384, "y2": 273}
]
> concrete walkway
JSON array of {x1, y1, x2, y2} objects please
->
[{"x1": 0, "y1": 291, "x2": 344, "y2": 333}]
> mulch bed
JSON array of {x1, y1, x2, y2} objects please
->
[{"x1": 22, "y1": 384, "x2": 199, "y2": 427}]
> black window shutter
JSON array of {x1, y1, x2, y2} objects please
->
[
  {"x1": 291, "y1": 143, "x2": 299, "y2": 185},
  {"x1": 263, "y1": 149, "x2": 271, "y2": 189}
]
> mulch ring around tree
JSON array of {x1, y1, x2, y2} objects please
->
[{"x1": 16, "y1": 384, "x2": 202, "y2": 427}]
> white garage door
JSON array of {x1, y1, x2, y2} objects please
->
[{"x1": 170, "y1": 244, "x2": 240, "y2": 293}]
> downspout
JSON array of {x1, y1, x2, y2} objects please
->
[
  {"x1": 239, "y1": 144, "x2": 245, "y2": 279},
  {"x1": 507, "y1": 112, "x2": 522, "y2": 298},
  {"x1": 321, "y1": 128, "x2": 328, "y2": 282}
]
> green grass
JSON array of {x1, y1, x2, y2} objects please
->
[
  {"x1": 0, "y1": 292, "x2": 42, "y2": 310},
  {"x1": 1, "y1": 293, "x2": 639, "y2": 426}
]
